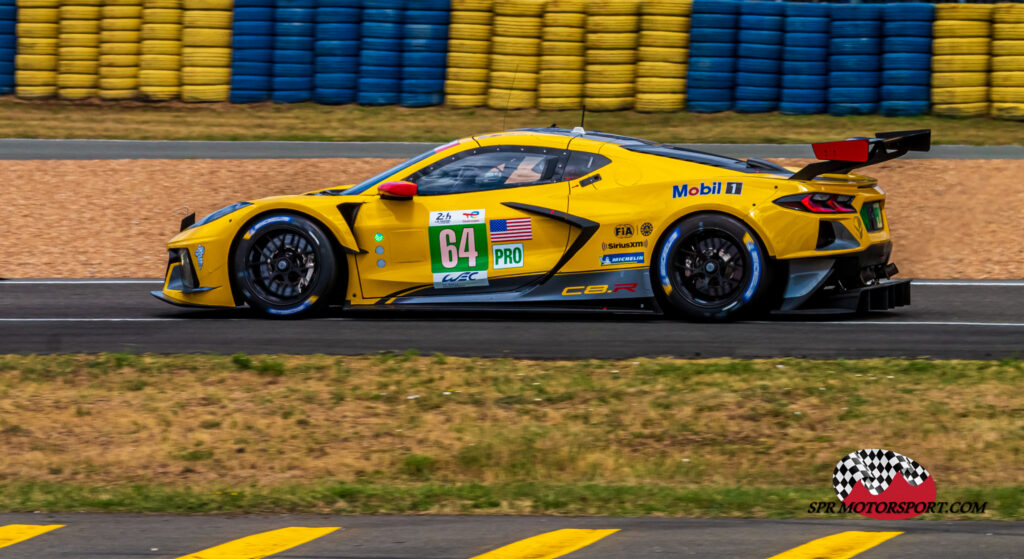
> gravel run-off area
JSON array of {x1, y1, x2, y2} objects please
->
[{"x1": 1, "y1": 157, "x2": 1020, "y2": 279}]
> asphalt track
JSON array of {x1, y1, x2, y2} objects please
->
[
  {"x1": 0, "y1": 280, "x2": 1021, "y2": 359},
  {"x1": 3, "y1": 138, "x2": 1024, "y2": 160},
  {"x1": 0, "y1": 514, "x2": 1020, "y2": 559}
]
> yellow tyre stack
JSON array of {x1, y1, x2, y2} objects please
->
[
  {"x1": 99, "y1": 0, "x2": 142, "y2": 100},
  {"x1": 991, "y1": 3, "x2": 1024, "y2": 120},
  {"x1": 57, "y1": 0, "x2": 101, "y2": 99},
  {"x1": 139, "y1": 0, "x2": 181, "y2": 100},
  {"x1": 445, "y1": 0, "x2": 492, "y2": 108},
  {"x1": 536, "y1": 0, "x2": 584, "y2": 110},
  {"x1": 486, "y1": 0, "x2": 544, "y2": 109},
  {"x1": 179, "y1": 0, "x2": 230, "y2": 102},
  {"x1": 584, "y1": 0, "x2": 641, "y2": 111},
  {"x1": 635, "y1": 0, "x2": 690, "y2": 112},
  {"x1": 15, "y1": 0, "x2": 60, "y2": 99},
  {"x1": 931, "y1": 3, "x2": 993, "y2": 117}
]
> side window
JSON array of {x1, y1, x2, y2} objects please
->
[
  {"x1": 407, "y1": 147, "x2": 564, "y2": 196},
  {"x1": 564, "y1": 151, "x2": 612, "y2": 180}
]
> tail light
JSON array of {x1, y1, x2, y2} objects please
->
[{"x1": 774, "y1": 193, "x2": 856, "y2": 213}]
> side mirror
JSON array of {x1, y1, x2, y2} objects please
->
[{"x1": 379, "y1": 181, "x2": 417, "y2": 200}]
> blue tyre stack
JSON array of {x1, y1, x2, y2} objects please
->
[
  {"x1": 828, "y1": 4, "x2": 882, "y2": 116},
  {"x1": 314, "y1": 0, "x2": 361, "y2": 105},
  {"x1": 734, "y1": 1, "x2": 783, "y2": 113},
  {"x1": 400, "y1": 0, "x2": 449, "y2": 107},
  {"x1": 687, "y1": 0, "x2": 739, "y2": 113},
  {"x1": 359, "y1": 0, "x2": 403, "y2": 105},
  {"x1": 880, "y1": 2, "x2": 934, "y2": 116},
  {"x1": 779, "y1": 2, "x2": 829, "y2": 115},
  {"x1": 230, "y1": 0, "x2": 275, "y2": 103},
  {"x1": 0, "y1": 0, "x2": 14, "y2": 95},
  {"x1": 273, "y1": 0, "x2": 317, "y2": 103}
]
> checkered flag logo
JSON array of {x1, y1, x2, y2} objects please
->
[{"x1": 832, "y1": 449, "x2": 931, "y2": 501}]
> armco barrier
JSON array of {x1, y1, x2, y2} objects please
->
[{"x1": 5, "y1": 0, "x2": 1022, "y2": 120}]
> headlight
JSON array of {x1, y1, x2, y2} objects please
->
[{"x1": 191, "y1": 201, "x2": 252, "y2": 229}]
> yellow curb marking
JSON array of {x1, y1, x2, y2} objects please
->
[
  {"x1": 470, "y1": 528, "x2": 619, "y2": 559},
  {"x1": 767, "y1": 530, "x2": 903, "y2": 559},
  {"x1": 0, "y1": 524, "x2": 64, "y2": 550},
  {"x1": 175, "y1": 526, "x2": 339, "y2": 559}
]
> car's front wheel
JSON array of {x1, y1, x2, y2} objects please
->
[
  {"x1": 654, "y1": 213, "x2": 772, "y2": 321},
  {"x1": 233, "y1": 213, "x2": 337, "y2": 317}
]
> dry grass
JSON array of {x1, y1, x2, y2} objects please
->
[
  {"x1": 0, "y1": 354, "x2": 1020, "y2": 491},
  {"x1": 2, "y1": 98, "x2": 1024, "y2": 144}
]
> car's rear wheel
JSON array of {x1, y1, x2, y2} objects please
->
[
  {"x1": 654, "y1": 213, "x2": 772, "y2": 321},
  {"x1": 233, "y1": 213, "x2": 337, "y2": 317}
]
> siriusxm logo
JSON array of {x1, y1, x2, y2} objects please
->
[{"x1": 672, "y1": 182, "x2": 742, "y2": 198}]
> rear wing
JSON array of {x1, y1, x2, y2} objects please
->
[{"x1": 790, "y1": 129, "x2": 931, "y2": 181}]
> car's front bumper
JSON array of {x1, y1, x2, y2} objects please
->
[{"x1": 154, "y1": 248, "x2": 237, "y2": 309}]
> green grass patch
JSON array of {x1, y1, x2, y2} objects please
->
[
  {"x1": 0, "y1": 354, "x2": 1020, "y2": 518},
  {"x1": 1, "y1": 99, "x2": 1022, "y2": 144}
]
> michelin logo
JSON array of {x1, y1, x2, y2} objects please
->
[
  {"x1": 601, "y1": 252, "x2": 645, "y2": 266},
  {"x1": 672, "y1": 182, "x2": 742, "y2": 198}
]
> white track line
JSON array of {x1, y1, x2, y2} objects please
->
[
  {"x1": 752, "y1": 320, "x2": 1024, "y2": 327},
  {"x1": 913, "y1": 280, "x2": 1024, "y2": 286}
]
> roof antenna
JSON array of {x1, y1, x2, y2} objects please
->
[
  {"x1": 502, "y1": 65, "x2": 518, "y2": 132},
  {"x1": 572, "y1": 104, "x2": 586, "y2": 135}
]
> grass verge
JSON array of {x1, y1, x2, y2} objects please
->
[
  {"x1": 2, "y1": 98, "x2": 1023, "y2": 144},
  {"x1": 0, "y1": 353, "x2": 1020, "y2": 518}
]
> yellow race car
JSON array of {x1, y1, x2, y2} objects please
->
[{"x1": 154, "y1": 127, "x2": 924, "y2": 320}]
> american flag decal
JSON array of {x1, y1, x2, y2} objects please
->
[{"x1": 489, "y1": 218, "x2": 532, "y2": 242}]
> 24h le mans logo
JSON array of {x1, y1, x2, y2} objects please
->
[{"x1": 831, "y1": 448, "x2": 936, "y2": 519}]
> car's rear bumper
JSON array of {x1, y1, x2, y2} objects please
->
[{"x1": 778, "y1": 241, "x2": 910, "y2": 313}]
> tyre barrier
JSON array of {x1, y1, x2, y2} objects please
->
[
  {"x1": 487, "y1": 0, "x2": 543, "y2": 109},
  {"x1": 582, "y1": 0, "x2": 640, "y2": 111},
  {"x1": 229, "y1": 0, "x2": 272, "y2": 103},
  {"x1": 180, "y1": 0, "x2": 231, "y2": 103},
  {"x1": 932, "y1": 2, "x2": 992, "y2": 117},
  {"x1": 0, "y1": 0, "x2": 15, "y2": 95},
  {"x1": 686, "y1": 0, "x2": 736, "y2": 113},
  {"x1": 401, "y1": 2, "x2": 448, "y2": 107},
  {"x1": 828, "y1": 2, "x2": 881, "y2": 116},
  {"x1": 634, "y1": 0, "x2": 689, "y2": 113},
  {"x1": 139, "y1": 0, "x2": 182, "y2": 101},
  {"x1": 57, "y1": 0, "x2": 100, "y2": 100},
  {"x1": 445, "y1": 0, "x2": 491, "y2": 108},
  {"x1": 272, "y1": 0, "x2": 312, "y2": 103},
  {"x1": 15, "y1": 0, "x2": 59, "y2": 99},
  {"x1": 359, "y1": 1, "x2": 402, "y2": 105},
  {"x1": 779, "y1": 1, "x2": 827, "y2": 115},
  {"x1": 733, "y1": 0, "x2": 782, "y2": 113},
  {"x1": 991, "y1": 3, "x2": 1024, "y2": 120},
  {"x1": 536, "y1": 0, "x2": 584, "y2": 111},
  {"x1": 99, "y1": 0, "x2": 143, "y2": 100},
  {"x1": 880, "y1": 2, "x2": 933, "y2": 116}
]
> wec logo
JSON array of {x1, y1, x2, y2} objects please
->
[{"x1": 433, "y1": 270, "x2": 488, "y2": 289}]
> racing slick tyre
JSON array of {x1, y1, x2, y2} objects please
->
[
  {"x1": 655, "y1": 214, "x2": 772, "y2": 321},
  {"x1": 233, "y1": 214, "x2": 338, "y2": 317}
]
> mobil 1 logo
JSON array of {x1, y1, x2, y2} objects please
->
[
  {"x1": 492, "y1": 243, "x2": 524, "y2": 269},
  {"x1": 429, "y1": 209, "x2": 489, "y2": 288}
]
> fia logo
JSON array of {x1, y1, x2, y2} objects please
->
[{"x1": 614, "y1": 224, "x2": 634, "y2": 239}]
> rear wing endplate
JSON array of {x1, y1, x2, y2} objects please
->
[{"x1": 790, "y1": 129, "x2": 931, "y2": 181}]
